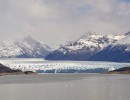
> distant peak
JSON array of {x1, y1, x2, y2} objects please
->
[
  {"x1": 23, "y1": 35, "x2": 33, "y2": 40},
  {"x1": 0, "y1": 41, "x2": 6, "y2": 47},
  {"x1": 23, "y1": 35, "x2": 36, "y2": 42},
  {"x1": 80, "y1": 31, "x2": 97, "y2": 39},
  {"x1": 85, "y1": 31, "x2": 97, "y2": 35},
  {"x1": 125, "y1": 31, "x2": 130, "y2": 36},
  {"x1": 0, "y1": 41, "x2": 5, "y2": 44}
]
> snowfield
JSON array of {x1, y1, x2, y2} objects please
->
[{"x1": 0, "y1": 58, "x2": 130, "y2": 73}]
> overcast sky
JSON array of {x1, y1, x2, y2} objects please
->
[{"x1": 0, "y1": 0, "x2": 130, "y2": 46}]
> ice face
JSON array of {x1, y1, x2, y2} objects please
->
[{"x1": 0, "y1": 58, "x2": 130, "y2": 73}]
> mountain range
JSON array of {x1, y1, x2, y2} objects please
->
[
  {"x1": 1, "y1": 31, "x2": 130, "y2": 62},
  {"x1": 45, "y1": 31, "x2": 130, "y2": 62},
  {"x1": 0, "y1": 36, "x2": 51, "y2": 58}
]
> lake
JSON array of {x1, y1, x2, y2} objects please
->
[{"x1": 0, "y1": 74, "x2": 130, "y2": 100}]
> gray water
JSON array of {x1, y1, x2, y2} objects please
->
[{"x1": 0, "y1": 74, "x2": 130, "y2": 100}]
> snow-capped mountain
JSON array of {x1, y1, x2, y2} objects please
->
[
  {"x1": 45, "y1": 32, "x2": 124, "y2": 60},
  {"x1": 1, "y1": 31, "x2": 130, "y2": 62},
  {"x1": 0, "y1": 36, "x2": 52, "y2": 58},
  {"x1": 89, "y1": 31, "x2": 130, "y2": 62}
]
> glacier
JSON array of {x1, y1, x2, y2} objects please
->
[{"x1": 0, "y1": 58, "x2": 130, "y2": 73}]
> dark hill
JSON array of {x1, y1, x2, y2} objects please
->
[
  {"x1": 109, "y1": 67, "x2": 130, "y2": 74},
  {"x1": 0, "y1": 63, "x2": 22, "y2": 75}
]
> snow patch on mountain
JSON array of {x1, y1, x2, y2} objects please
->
[
  {"x1": 110, "y1": 32, "x2": 130, "y2": 52},
  {"x1": 0, "y1": 44, "x2": 24, "y2": 58},
  {"x1": 113, "y1": 36, "x2": 130, "y2": 45},
  {"x1": 59, "y1": 33, "x2": 124, "y2": 52}
]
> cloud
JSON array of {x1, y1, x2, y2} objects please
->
[{"x1": 0, "y1": 0, "x2": 130, "y2": 46}]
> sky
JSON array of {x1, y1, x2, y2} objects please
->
[{"x1": 0, "y1": 0, "x2": 130, "y2": 46}]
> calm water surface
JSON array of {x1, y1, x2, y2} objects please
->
[{"x1": 0, "y1": 74, "x2": 130, "y2": 100}]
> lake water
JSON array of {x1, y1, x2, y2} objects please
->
[{"x1": 0, "y1": 74, "x2": 130, "y2": 100}]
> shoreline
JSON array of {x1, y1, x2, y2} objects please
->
[
  {"x1": 0, "y1": 71, "x2": 36, "y2": 76},
  {"x1": 108, "y1": 67, "x2": 130, "y2": 74}
]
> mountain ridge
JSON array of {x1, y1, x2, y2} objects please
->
[
  {"x1": 45, "y1": 31, "x2": 130, "y2": 62},
  {"x1": 0, "y1": 36, "x2": 52, "y2": 58}
]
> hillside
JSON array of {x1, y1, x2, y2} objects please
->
[
  {"x1": 0, "y1": 63, "x2": 23, "y2": 75},
  {"x1": 108, "y1": 67, "x2": 130, "y2": 74}
]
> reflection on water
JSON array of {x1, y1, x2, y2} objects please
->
[{"x1": 0, "y1": 74, "x2": 130, "y2": 100}]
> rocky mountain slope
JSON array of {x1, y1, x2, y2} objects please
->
[
  {"x1": 0, "y1": 36, "x2": 52, "y2": 58},
  {"x1": 89, "y1": 31, "x2": 130, "y2": 62},
  {"x1": 45, "y1": 32, "x2": 125, "y2": 61}
]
